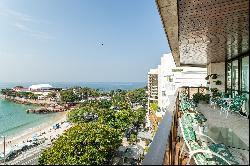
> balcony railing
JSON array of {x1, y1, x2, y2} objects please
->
[
  {"x1": 143, "y1": 86, "x2": 210, "y2": 165},
  {"x1": 143, "y1": 86, "x2": 248, "y2": 165},
  {"x1": 143, "y1": 91, "x2": 178, "y2": 165}
]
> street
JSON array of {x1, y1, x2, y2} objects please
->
[{"x1": 5, "y1": 142, "x2": 50, "y2": 165}]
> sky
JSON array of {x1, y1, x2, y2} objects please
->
[{"x1": 0, "y1": 0, "x2": 170, "y2": 82}]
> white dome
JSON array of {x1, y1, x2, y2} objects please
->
[{"x1": 29, "y1": 84, "x2": 52, "y2": 90}]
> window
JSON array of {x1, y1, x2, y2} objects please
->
[
  {"x1": 232, "y1": 60, "x2": 238, "y2": 91},
  {"x1": 241, "y1": 56, "x2": 249, "y2": 92},
  {"x1": 227, "y1": 62, "x2": 232, "y2": 89},
  {"x1": 226, "y1": 54, "x2": 249, "y2": 115},
  {"x1": 241, "y1": 56, "x2": 249, "y2": 114}
]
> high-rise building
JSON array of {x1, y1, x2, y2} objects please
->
[
  {"x1": 147, "y1": 68, "x2": 158, "y2": 106},
  {"x1": 148, "y1": 53, "x2": 207, "y2": 118}
]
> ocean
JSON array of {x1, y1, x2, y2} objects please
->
[
  {"x1": 0, "y1": 99, "x2": 59, "y2": 137},
  {"x1": 0, "y1": 82, "x2": 146, "y2": 91},
  {"x1": 0, "y1": 82, "x2": 146, "y2": 138}
]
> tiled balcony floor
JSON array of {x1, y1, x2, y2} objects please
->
[{"x1": 197, "y1": 103, "x2": 249, "y2": 164}]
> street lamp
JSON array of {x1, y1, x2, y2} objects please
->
[{"x1": 1, "y1": 136, "x2": 6, "y2": 165}]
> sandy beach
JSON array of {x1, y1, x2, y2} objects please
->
[{"x1": 0, "y1": 111, "x2": 70, "y2": 152}]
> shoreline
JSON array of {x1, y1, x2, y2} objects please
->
[
  {"x1": 0, "y1": 111, "x2": 69, "y2": 152},
  {"x1": 1, "y1": 96, "x2": 70, "y2": 114},
  {"x1": 1, "y1": 95, "x2": 56, "y2": 107}
]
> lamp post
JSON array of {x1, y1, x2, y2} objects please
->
[{"x1": 1, "y1": 136, "x2": 6, "y2": 165}]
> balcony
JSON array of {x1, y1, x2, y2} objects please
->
[{"x1": 143, "y1": 87, "x2": 249, "y2": 165}]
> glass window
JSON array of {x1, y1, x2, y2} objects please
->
[
  {"x1": 227, "y1": 62, "x2": 232, "y2": 89},
  {"x1": 232, "y1": 60, "x2": 239, "y2": 91},
  {"x1": 242, "y1": 92, "x2": 249, "y2": 116},
  {"x1": 241, "y1": 56, "x2": 249, "y2": 92},
  {"x1": 162, "y1": 91, "x2": 166, "y2": 96}
]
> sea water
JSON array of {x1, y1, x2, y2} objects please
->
[
  {"x1": 0, "y1": 99, "x2": 58, "y2": 137},
  {"x1": 0, "y1": 82, "x2": 146, "y2": 138},
  {"x1": 0, "y1": 82, "x2": 146, "y2": 91}
]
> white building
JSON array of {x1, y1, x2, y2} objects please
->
[
  {"x1": 147, "y1": 53, "x2": 207, "y2": 118},
  {"x1": 147, "y1": 68, "x2": 158, "y2": 103},
  {"x1": 29, "y1": 84, "x2": 53, "y2": 90},
  {"x1": 29, "y1": 84, "x2": 53, "y2": 98},
  {"x1": 157, "y1": 54, "x2": 176, "y2": 112}
]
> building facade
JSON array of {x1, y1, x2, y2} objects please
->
[
  {"x1": 148, "y1": 53, "x2": 207, "y2": 118},
  {"x1": 147, "y1": 68, "x2": 158, "y2": 106}
]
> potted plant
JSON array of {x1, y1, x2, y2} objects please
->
[
  {"x1": 211, "y1": 88, "x2": 221, "y2": 97},
  {"x1": 205, "y1": 75, "x2": 210, "y2": 80},
  {"x1": 203, "y1": 94, "x2": 210, "y2": 104},
  {"x1": 192, "y1": 92, "x2": 204, "y2": 104},
  {"x1": 192, "y1": 93, "x2": 210, "y2": 104},
  {"x1": 211, "y1": 74, "x2": 218, "y2": 79},
  {"x1": 214, "y1": 80, "x2": 222, "y2": 85}
]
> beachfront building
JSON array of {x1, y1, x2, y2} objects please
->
[
  {"x1": 29, "y1": 84, "x2": 53, "y2": 97},
  {"x1": 143, "y1": 0, "x2": 249, "y2": 165},
  {"x1": 146, "y1": 68, "x2": 159, "y2": 131},
  {"x1": 12, "y1": 86, "x2": 30, "y2": 92},
  {"x1": 147, "y1": 68, "x2": 159, "y2": 107},
  {"x1": 157, "y1": 54, "x2": 176, "y2": 113},
  {"x1": 148, "y1": 53, "x2": 207, "y2": 118},
  {"x1": 11, "y1": 84, "x2": 56, "y2": 100},
  {"x1": 29, "y1": 84, "x2": 53, "y2": 91}
]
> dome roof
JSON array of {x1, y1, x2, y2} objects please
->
[{"x1": 29, "y1": 84, "x2": 52, "y2": 90}]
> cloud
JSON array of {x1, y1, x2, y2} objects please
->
[
  {"x1": 14, "y1": 22, "x2": 30, "y2": 31},
  {"x1": 5, "y1": 9, "x2": 35, "y2": 22},
  {"x1": 30, "y1": 32, "x2": 56, "y2": 40},
  {"x1": 1, "y1": 5, "x2": 54, "y2": 40},
  {"x1": 13, "y1": 22, "x2": 55, "y2": 40}
]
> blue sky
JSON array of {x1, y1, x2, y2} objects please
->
[{"x1": 0, "y1": 0, "x2": 170, "y2": 82}]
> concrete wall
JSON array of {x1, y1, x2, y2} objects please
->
[
  {"x1": 157, "y1": 54, "x2": 176, "y2": 110},
  {"x1": 207, "y1": 62, "x2": 225, "y2": 92}
]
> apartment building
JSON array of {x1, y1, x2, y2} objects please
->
[{"x1": 147, "y1": 68, "x2": 158, "y2": 104}]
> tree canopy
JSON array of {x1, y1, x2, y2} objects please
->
[
  {"x1": 60, "y1": 90, "x2": 78, "y2": 103},
  {"x1": 39, "y1": 86, "x2": 148, "y2": 165},
  {"x1": 39, "y1": 123, "x2": 122, "y2": 165}
]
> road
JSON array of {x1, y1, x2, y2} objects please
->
[
  {"x1": 5, "y1": 142, "x2": 50, "y2": 165},
  {"x1": 13, "y1": 152, "x2": 40, "y2": 165}
]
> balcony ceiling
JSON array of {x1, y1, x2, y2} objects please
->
[{"x1": 156, "y1": 0, "x2": 249, "y2": 67}]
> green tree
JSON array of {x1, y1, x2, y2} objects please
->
[
  {"x1": 67, "y1": 106, "x2": 98, "y2": 123},
  {"x1": 29, "y1": 93, "x2": 38, "y2": 100},
  {"x1": 39, "y1": 123, "x2": 122, "y2": 165},
  {"x1": 127, "y1": 87, "x2": 148, "y2": 106},
  {"x1": 60, "y1": 90, "x2": 78, "y2": 103},
  {"x1": 47, "y1": 92, "x2": 57, "y2": 98},
  {"x1": 99, "y1": 109, "x2": 134, "y2": 132},
  {"x1": 99, "y1": 99, "x2": 112, "y2": 109},
  {"x1": 150, "y1": 102, "x2": 158, "y2": 113},
  {"x1": 134, "y1": 107, "x2": 147, "y2": 125}
]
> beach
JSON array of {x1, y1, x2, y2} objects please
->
[{"x1": 0, "y1": 110, "x2": 70, "y2": 152}]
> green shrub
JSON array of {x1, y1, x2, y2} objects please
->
[
  {"x1": 211, "y1": 88, "x2": 221, "y2": 98},
  {"x1": 192, "y1": 93, "x2": 210, "y2": 104},
  {"x1": 150, "y1": 102, "x2": 158, "y2": 113},
  {"x1": 192, "y1": 93, "x2": 204, "y2": 103}
]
